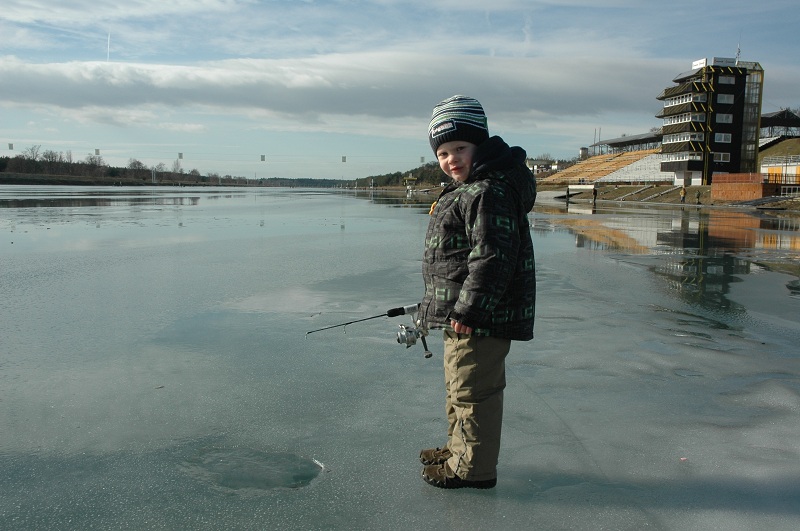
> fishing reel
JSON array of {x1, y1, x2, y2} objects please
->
[
  {"x1": 397, "y1": 321, "x2": 433, "y2": 359},
  {"x1": 396, "y1": 323, "x2": 423, "y2": 347}
]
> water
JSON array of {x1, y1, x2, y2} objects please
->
[{"x1": 1, "y1": 186, "x2": 799, "y2": 530}]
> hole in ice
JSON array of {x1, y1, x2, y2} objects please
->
[{"x1": 180, "y1": 447, "x2": 323, "y2": 491}]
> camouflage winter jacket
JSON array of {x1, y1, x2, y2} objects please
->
[{"x1": 419, "y1": 136, "x2": 536, "y2": 340}]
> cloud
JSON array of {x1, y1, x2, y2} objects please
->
[
  {"x1": 0, "y1": 51, "x2": 675, "y2": 129},
  {"x1": 1, "y1": 0, "x2": 240, "y2": 24},
  {"x1": 54, "y1": 106, "x2": 205, "y2": 134}
]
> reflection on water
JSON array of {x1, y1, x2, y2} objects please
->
[
  {"x1": 3, "y1": 184, "x2": 797, "y2": 315},
  {"x1": 535, "y1": 201, "x2": 800, "y2": 312},
  {"x1": 545, "y1": 204, "x2": 800, "y2": 256},
  {"x1": 0, "y1": 185, "x2": 437, "y2": 216},
  {"x1": 0, "y1": 186, "x2": 250, "y2": 209},
  {"x1": 651, "y1": 252, "x2": 752, "y2": 312},
  {"x1": 2, "y1": 185, "x2": 800, "y2": 530},
  {"x1": 0, "y1": 195, "x2": 204, "y2": 209},
  {"x1": 350, "y1": 187, "x2": 439, "y2": 209}
]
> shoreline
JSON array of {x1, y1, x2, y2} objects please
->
[
  {"x1": 537, "y1": 184, "x2": 800, "y2": 214},
  {"x1": 2, "y1": 176, "x2": 799, "y2": 214}
]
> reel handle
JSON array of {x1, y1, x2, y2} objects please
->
[{"x1": 420, "y1": 335, "x2": 433, "y2": 359}]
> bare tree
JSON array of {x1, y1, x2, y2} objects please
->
[
  {"x1": 41, "y1": 150, "x2": 64, "y2": 174},
  {"x1": 127, "y1": 158, "x2": 148, "y2": 180},
  {"x1": 84, "y1": 153, "x2": 107, "y2": 177},
  {"x1": 85, "y1": 153, "x2": 106, "y2": 167},
  {"x1": 15, "y1": 145, "x2": 43, "y2": 173},
  {"x1": 41, "y1": 150, "x2": 61, "y2": 163},
  {"x1": 22, "y1": 145, "x2": 42, "y2": 161},
  {"x1": 128, "y1": 158, "x2": 148, "y2": 171}
]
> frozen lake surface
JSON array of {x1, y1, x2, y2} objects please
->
[{"x1": 2, "y1": 185, "x2": 799, "y2": 530}]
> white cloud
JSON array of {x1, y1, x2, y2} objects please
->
[
  {"x1": 1, "y1": 0, "x2": 240, "y2": 24},
  {"x1": 0, "y1": 51, "x2": 674, "y2": 118}
]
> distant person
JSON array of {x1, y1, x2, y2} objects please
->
[
  {"x1": 695, "y1": 189, "x2": 701, "y2": 205},
  {"x1": 680, "y1": 186, "x2": 686, "y2": 203},
  {"x1": 418, "y1": 95, "x2": 537, "y2": 489},
  {"x1": 592, "y1": 186, "x2": 598, "y2": 205}
]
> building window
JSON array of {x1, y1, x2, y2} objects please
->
[
  {"x1": 663, "y1": 132, "x2": 705, "y2": 144},
  {"x1": 661, "y1": 152, "x2": 703, "y2": 163},
  {"x1": 665, "y1": 94, "x2": 688, "y2": 107},
  {"x1": 714, "y1": 133, "x2": 732, "y2": 143},
  {"x1": 716, "y1": 113, "x2": 733, "y2": 124},
  {"x1": 717, "y1": 94, "x2": 734, "y2": 104},
  {"x1": 713, "y1": 153, "x2": 731, "y2": 162},
  {"x1": 719, "y1": 75, "x2": 736, "y2": 84},
  {"x1": 664, "y1": 112, "x2": 707, "y2": 126},
  {"x1": 664, "y1": 113, "x2": 689, "y2": 125},
  {"x1": 664, "y1": 93, "x2": 708, "y2": 107}
]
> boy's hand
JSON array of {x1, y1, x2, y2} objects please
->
[{"x1": 451, "y1": 320, "x2": 473, "y2": 335}]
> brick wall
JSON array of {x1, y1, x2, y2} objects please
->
[{"x1": 711, "y1": 182, "x2": 781, "y2": 201}]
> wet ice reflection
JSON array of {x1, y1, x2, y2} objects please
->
[{"x1": 1, "y1": 186, "x2": 799, "y2": 530}]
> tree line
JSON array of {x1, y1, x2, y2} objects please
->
[
  {"x1": 1, "y1": 144, "x2": 565, "y2": 188},
  {"x1": 0, "y1": 144, "x2": 441, "y2": 188},
  {"x1": 0, "y1": 145, "x2": 263, "y2": 186}
]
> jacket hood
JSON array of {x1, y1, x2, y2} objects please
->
[{"x1": 471, "y1": 136, "x2": 537, "y2": 211}]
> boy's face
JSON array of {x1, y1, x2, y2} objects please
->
[{"x1": 436, "y1": 140, "x2": 477, "y2": 183}]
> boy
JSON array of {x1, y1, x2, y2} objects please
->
[{"x1": 418, "y1": 95, "x2": 537, "y2": 489}]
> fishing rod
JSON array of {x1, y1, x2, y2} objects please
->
[{"x1": 306, "y1": 304, "x2": 433, "y2": 358}]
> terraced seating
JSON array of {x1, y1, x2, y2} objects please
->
[
  {"x1": 599, "y1": 153, "x2": 673, "y2": 183},
  {"x1": 542, "y1": 149, "x2": 661, "y2": 184}
]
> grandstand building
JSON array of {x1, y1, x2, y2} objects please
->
[
  {"x1": 538, "y1": 56, "x2": 800, "y2": 196},
  {"x1": 656, "y1": 57, "x2": 764, "y2": 186}
]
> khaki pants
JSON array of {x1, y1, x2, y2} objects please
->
[{"x1": 443, "y1": 330, "x2": 511, "y2": 481}]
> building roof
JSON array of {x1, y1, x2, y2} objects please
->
[
  {"x1": 672, "y1": 68, "x2": 702, "y2": 83},
  {"x1": 591, "y1": 131, "x2": 662, "y2": 148},
  {"x1": 761, "y1": 109, "x2": 800, "y2": 128}
]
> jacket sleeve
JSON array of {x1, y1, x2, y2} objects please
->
[{"x1": 448, "y1": 182, "x2": 520, "y2": 328}]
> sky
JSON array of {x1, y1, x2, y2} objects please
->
[{"x1": 1, "y1": 0, "x2": 798, "y2": 180}]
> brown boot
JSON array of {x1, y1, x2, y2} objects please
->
[
  {"x1": 421, "y1": 462, "x2": 497, "y2": 489},
  {"x1": 419, "y1": 446, "x2": 452, "y2": 466}
]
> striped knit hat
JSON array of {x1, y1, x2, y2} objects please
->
[{"x1": 428, "y1": 95, "x2": 490, "y2": 153}]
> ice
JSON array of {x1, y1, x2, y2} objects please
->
[{"x1": 1, "y1": 186, "x2": 799, "y2": 529}]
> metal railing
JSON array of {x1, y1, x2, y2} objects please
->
[
  {"x1": 780, "y1": 185, "x2": 800, "y2": 197},
  {"x1": 762, "y1": 155, "x2": 800, "y2": 165}
]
